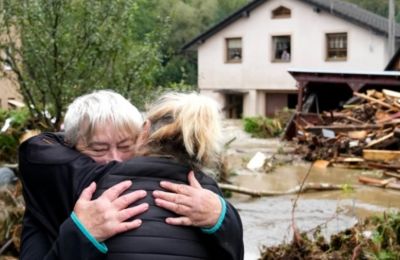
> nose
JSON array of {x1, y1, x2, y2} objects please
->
[{"x1": 107, "y1": 148, "x2": 123, "y2": 162}]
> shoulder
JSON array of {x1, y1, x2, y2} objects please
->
[{"x1": 19, "y1": 132, "x2": 83, "y2": 164}]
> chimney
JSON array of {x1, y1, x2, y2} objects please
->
[{"x1": 388, "y1": 0, "x2": 396, "y2": 58}]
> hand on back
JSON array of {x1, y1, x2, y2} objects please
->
[{"x1": 74, "y1": 180, "x2": 148, "y2": 242}]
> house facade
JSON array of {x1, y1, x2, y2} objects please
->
[
  {"x1": 184, "y1": 0, "x2": 400, "y2": 118},
  {"x1": 0, "y1": 74, "x2": 22, "y2": 110}
]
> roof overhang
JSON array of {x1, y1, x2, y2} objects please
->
[
  {"x1": 214, "y1": 89, "x2": 248, "y2": 94},
  {"x1": 8, "y1": 99, "x2": 25, "y2": 108},
  {"x1": 288, "y1": 68, "x2": 400, "y2": 89}
]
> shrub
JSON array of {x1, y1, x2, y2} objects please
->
[
  {"x1": 243, "y1": 116, "x2": 282, "y2": 138},
  {"x1": 0, "y1": 108, "x2": 33, "y2": 163}
]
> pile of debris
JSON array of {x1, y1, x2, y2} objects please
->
[
  {"x1": 0, "y1": 180, "x2": 23, "y2": 259},
  {"x1": 293, "y1": 89, "x2": 400, "y2": 165},
  {"x1": 260, "y1": 211, "x2": 400, "y2": 259}
]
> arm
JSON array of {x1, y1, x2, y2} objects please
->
[
  {"x1": 152, "y1": 171, "x2": 244, "y2": 260},
  {"x1": 20, "y1": 210, "x2": 106, "y2": 260},
  {"x1": 20, "y1": 181, "x2": 149, "y2": 260}
]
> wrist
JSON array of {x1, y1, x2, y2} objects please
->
[
  {"x1": 201, "y1": 196, "x2": 227, "y2": 234},
  {"x1": 70, "y1": 212, "x2": 108, "y2": 253}
]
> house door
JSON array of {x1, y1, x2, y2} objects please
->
[
  {"x1": 225, "y1": 94, "x2": 243, "y2": 119},
  {"x1": 265, "y1": 93, "x2": 287, "y2": 117}
]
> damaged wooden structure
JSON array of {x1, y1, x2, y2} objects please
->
[{"x1": 284, "y1": 69, "x2": 400, "y2": 190}]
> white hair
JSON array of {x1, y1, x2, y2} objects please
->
[
  {"x1": 145, "y1": 92, "x2": 222, "y2": 167},
  {"x1": 63, "y1": 90, "x2": 143, "y2": 146}
]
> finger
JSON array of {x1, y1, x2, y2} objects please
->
[
  {"x1": 118, "y1": 203, "x2": 149, "y2": 222},
  {"x1": 159, "y1": 181, "x2": 192, "y2": 196},
  {"x1": 79, "y1": 182, "x2": 96, "y2": 201},
  {"x1": 101, "y1": 180, "x2": 132, "y2": 201},
  {"x1": 165, "y1": 217, "x2": 192, "y2": 226},
  {"x1": 153, "y1": 190, "x2": 192, "y2": 206},
  {"x1": 113, "y1": 190, "x2": 147, "y2": 210},
  {"x1": 154, "y1": 198, "x2": 191, "y2": 215},
  {"x1": 188, "y1": 171, "x2": 202, "y2": 189},
  {"x1": 114, "y1": 219, "x2": 143, "y2": 235}
]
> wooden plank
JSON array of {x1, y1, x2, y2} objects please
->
[
  {"x1": 353, "y1": 92, "x2": 396, "y2": 110},
  {"x1": 365, "y1": 132, "x2": 394, "y2": 148},
  {"x1": 305, "y1": 121, "x2": 400, "y2": 132},
  {"x1": 313, "y1": 160, "x2": 330, "y2": 168},
  {"x1": 358, "y1": 176, "x2": 396, "y2": 187},
  {"x1": 363, "y1": 149, "x2": 400, "y2": 162},
  {"x1": 383, "y1": 89, "x2": 400, "y2": 99}
]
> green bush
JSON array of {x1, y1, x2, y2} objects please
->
[
  {"x1": 243, "y1": 116, "x2": 282, "y2": 138},
  {"x1": 0, "y1": 108, "x2": 32, "y2": 163}
]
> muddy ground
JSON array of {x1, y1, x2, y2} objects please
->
[{"x1": 221, "y1": 120, "x2": 400, "y2": 260}]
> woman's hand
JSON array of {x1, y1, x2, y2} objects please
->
[
  {"x1": 152, "y1": 171, "x2": 221, "y2": 228},
  {"x1": 74, "y1": 180, "x2": 148, "y2": 242}
]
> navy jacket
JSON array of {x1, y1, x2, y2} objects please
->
[
  {"x1": 94, "y1": 156, "x2": 244, "y2": 259},
  {"x1": 19, "y1": 132, "x2": 244, "y2": 259}
]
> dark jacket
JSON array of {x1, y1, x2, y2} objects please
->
[
  {"x1": 19, "y1": 132, "x2": 244, "y2": 260},
  {"x1": 19, "y1": 132, "x2": 114, "y2": 260},
  {"x1": 94, "y1": 156, "x2": 244, "y2": 260}
]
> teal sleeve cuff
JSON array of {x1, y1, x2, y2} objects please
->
[
  {"x1": 201, "y1": 196, "x2": 227, "y2": 234},
  {"x1": 70, "y1": 212, "x2": 108, "y2": 254}
]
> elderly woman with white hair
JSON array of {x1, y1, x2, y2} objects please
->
[{"x1": 19, "y1": 91, "x2": 243, "y2": 260}]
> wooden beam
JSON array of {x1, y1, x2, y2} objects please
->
[
  {"x1": 363, "y1": 149, "x2": 400, "y2": 162},
  {"x1": 353, "y1": 92, "x2": 395, "y2": 110}
]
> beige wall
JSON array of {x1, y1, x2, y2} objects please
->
[
  {"x1": 198, "y1": 0, "x2": 388, "y2": 117},
  {"x1": 0, "y1": 77, "x2": 22, "y2": 110}
]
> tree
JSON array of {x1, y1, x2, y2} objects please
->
[{"x1": 0, "y1": 0, "x2": 166, "y2": 130}]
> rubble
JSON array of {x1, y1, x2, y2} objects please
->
[
  {"x1": 0, "y1": 180, "x2": 24, "y2": 259},
  {"x1": 287, "y1": 88, "x2": 400, "y2": 191},
  {"x1": 291, "y1": 89, "x2": 400, "y2": 163},
  {"x1": 260, "y1": 211, "x2": 400, "y2": 260}
]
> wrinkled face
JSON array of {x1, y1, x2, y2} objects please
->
[{"x1": 76, "y1": 123, "x2": 136, "y2": 164}]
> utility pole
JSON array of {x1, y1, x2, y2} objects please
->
[{"x1": 388, "y1": 0, "x2": 396, "y2": 58}]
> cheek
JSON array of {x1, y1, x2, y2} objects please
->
[{"x1": 120, "y1": 150, "x2": 135, "y2": 161}]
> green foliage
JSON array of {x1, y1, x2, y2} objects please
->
[
  {"x1": 369, "y1": 212, "x2": 400, "y2": 259},
  {"x1": 243, "y1": 116, "x2": 283, "y2": 138},
  {"x1": 0, "y1": 108, "x2": 31, "y2": 163},
  {"x1": 0, "y1": 0, "x2": 249, "y2": 131},
  {"x1": 0, "y1": 0, "x2": 167, "y2": 130}
]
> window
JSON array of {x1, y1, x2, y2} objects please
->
[
  {"x1": 272, "y1": 35, "x2": 291, "y2": 62},
  {"x1": 2, "y1": 47, "x2": 12, "y2": 71},
  {"x1": 272, "y1": 6, "x2": 291, "y2": 19},
  {"x1": 326, "y1": 33, "x2": 347, "y2": 60},
  {"x1": 226, "y1": 38, "x2": 242, "y2": 63},
  {"x1": 3, "y1": 59, "x2": 12, "y2": 71}
]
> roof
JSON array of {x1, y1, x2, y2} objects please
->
[
  {"x1": 288, "y1": 68, "x2": 400, "y2": 77},
  {"x1": 7, "y1": 99, "x2": 25, "y2": 108},
  {"x1": 183, "y1": 0, "x2": 400, "y2": 50},
  {"x1": 287, "y1": 68, "x2": 400, "y2": 86}
]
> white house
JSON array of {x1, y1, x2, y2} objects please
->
[{"x1": 184, "y1": 0, "x2": 400, "y2": 118}]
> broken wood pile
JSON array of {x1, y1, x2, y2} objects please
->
[
  {"x1": 293, "y1": 89, "x2": 400, "y2": 191},
  {"x1": 294, "y1": 89, "x2": 400, "y2": 163}
]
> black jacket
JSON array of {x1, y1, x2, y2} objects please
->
[
  {"x1": 19, "y1": 132, "x2": 244, "y2": 260},
  {"x1": 94, "y1": 156, "x2": 244, "y2": 260}
]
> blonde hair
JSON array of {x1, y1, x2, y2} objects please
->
[
  {"x1": 64, "y1": 90, "x2": 143, "y2": 146},
  {"x1": 144, "y1": 92, "x2": 222, "y2": 167}
]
